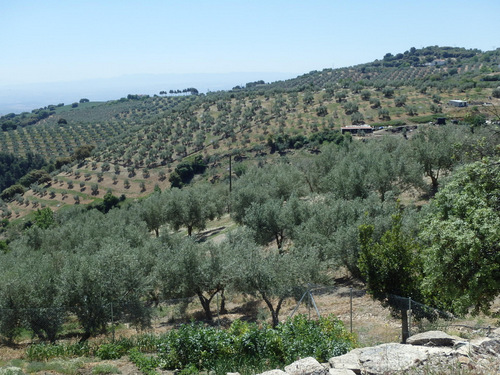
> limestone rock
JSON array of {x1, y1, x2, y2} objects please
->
[
  {"x1": 358, "y1": 343, "x2": 451, "y2": 374},
  {"x1": 489, "y1": 327, "x2": 500, "y2": 338},
  {"x1": 284, "y1": 357, "x2": 328, "y2": 375},
  {"x1": 328, "y1": 369, "x2": 357, "y2": 375},
  {"x1": 328, "y1": 350, "x2": 362, "y2": 372},
  {"x1": 258, "y1": 370, "x2": 287, "y2": 375},
  {"x1": 475, "y1": 337, "x2": 500, "y2": 356},
  {"x1": 329, "y1": 343, "x2": 453, "y2": 374},
  {"x1": 406, "y1": 330, "x2": 455, "y2": 346},
  {"x1": 457, "y1": 355, "x2": 470, "y2": 365}
]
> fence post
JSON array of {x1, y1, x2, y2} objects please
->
[
  {"x1": 111, "y1": 302, "x2": 115, "y2": 342},
  {"x1": 350, "y1": 287, "x2": 353, "y2": 333},
  {"x1": 408, "y1": 297, "x2": 412, "y2": 338},
  {"x1": 309, "y1": 290, "x2": 321, "y2": 319},
  {"x1": 216, "y1": 291, "x2": 220, "y2": 328}
]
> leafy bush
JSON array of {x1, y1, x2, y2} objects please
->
[
  {"x1": 128, "y1": 348, "x2": 159, "y2": 375},
  {"x1": 156, "y1": 315, "x2": 355, "y2": 373},
  {"x1": 96, "y1": 343, "x2": 129, "y2": 360},
  {"x1": 0, "y1": 184, "x2": 25, "y2": 202},
  {"x1": 169, "y1": 156, "x2": 207, "y2": 188}
]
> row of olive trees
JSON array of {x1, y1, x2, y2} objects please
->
[
  {"x1": 0, "y1": 202, "x2": 325, "y2": 342},
  {"x1": 1, "y1": 123, "x2": 498, "y2": 343},
  {"x1": 0, "y1": 207, "x2": 157, "y2": 342}
]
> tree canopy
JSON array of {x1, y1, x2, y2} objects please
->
[{"x1": 421, "y1": 158, "x2": 500, "y2": 315}]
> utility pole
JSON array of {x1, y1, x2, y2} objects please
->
[
  {"x1": 229, "y1": 154, "x2": 232, "y2": 193},
  {"x1": 228, "y1": 154, "x2": 232, "y2": 214}
]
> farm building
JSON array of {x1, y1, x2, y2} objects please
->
[
  {"x1": 341, "y1": 125, "x2": 374, "y2": 135},
  {"x1": 448, "y1": 100, "x2": 468, "y2": 107}
]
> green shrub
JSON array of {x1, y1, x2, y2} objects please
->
[
  {"x1": 96, "y1": 342, "x2": 129, "y2": 360},
  {"x1": 128, "y1": 348, "x2": 159, "y2": 375},
  {"x1": 156, "y1": 315, "x2": 355, "y2": 373}
]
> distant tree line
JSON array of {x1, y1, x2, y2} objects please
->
[{"x1": 160, "y1": 88, "x2": 199, "y2": 96}]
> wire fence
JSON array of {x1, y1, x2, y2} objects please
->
[{"x1": 0, "y1": 285, "x2": 495, "y2": 345}]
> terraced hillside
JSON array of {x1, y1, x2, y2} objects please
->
[{"x1": 0, "y1": 46, "x2": 499, "y2": 219}]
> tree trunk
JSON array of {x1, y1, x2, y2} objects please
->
[
  {"x1": 401, "y1": 308, "x2": 409, "y2": 344},
  {"x1": 262, "y1": 293, "x2": 284, "y2": 328},
  {"x1": 428, "y1": 170, "x2": 439, "y2": 195},
  {"x1": 197, "y1": 292, "x2": 212, "y2": 321}
]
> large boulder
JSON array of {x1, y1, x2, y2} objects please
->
[
  {"x1": 406, "y1": 330, "x2": 456, "y2": 346},
  {"x1": 257, "y1": 331, "x2": 500, "y2": 375},
  {"x1": 284, "y1": 357, "x2": 328, "y2": 375},
  {"x1": 259, "y1": 370, "x2": 287, "y2": 375},
  {"x1": 329, "y1": 343, "x2": 453, "y2": 374},
  {"x1": 328, "y1": 369, "x2": 356, "y2": 375}
]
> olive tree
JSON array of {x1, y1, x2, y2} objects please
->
[
  {"x1": 231, "y1": 163, "x2": 307, "y2": 224},
  {"x1": 139, "y1": 192, "x2": 166, "y2": 237},
  {"x1": 243, "y1": 195, "x2": 308, "y2": 252},
  {"x1": 421, "y1": 159, "x2": 500, "y2": 315},
  {"x1": 156, "y1": 238, "x2": 231, "y2": 321},
  {"x1": 230, "y1": 229, "x2": 323, "y2": 327},
  {"x1": 61, "y1": 242, "x2": 152, "y2": 340},
  {"x1": 164, "y1": 184, "x2": 224, "y2": 236},
  {"x1": 359, "y1": 210, "x2": 423, "y2": 343}
]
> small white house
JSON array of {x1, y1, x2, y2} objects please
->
[
  {"x1": 425, "y1": 59, "x2": 447, "y2": 67},
  {"x1": 448, "y1": 100, "x2": 468, "y2": 107}
]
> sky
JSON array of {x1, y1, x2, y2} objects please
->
[{"x1": 1, "y1": 0, "x2": 499, "y2": 113}]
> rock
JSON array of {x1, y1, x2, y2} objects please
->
[
  {"x1": 284, "y1": 357, "x2": 328, "y2": 375},
  {"x1": 328, "y1": 350, "x2": 362, "y2": 372},
  {"x1": 406, "y1": 330, "x2": 456, "y2": 346},
  {"x1": 328, "y1": 368, "x2": 356, "y2": 375},
  {"x1": 475, "y1": 337, "x2": 500, "y2": 356},
  {"x1": 328, "y1": 369, "x2": 357, "y2": 375},
  {"x1": 329, "y1": 343, "x2": 453, "y2": 374},
  {"x1": 454, "y1": 341, "x2": 473, "y2": 356},
  {"x1": 359, "y1": 343, "x2": 451, "y2": 374},
  {"x1": 489, "y1": 327, "x2": 500, "y2": 338},
  {"x1": 457, "y1": 356, "x2": 470, "y2": 365},
  {"x1": 258, "y1": 370, "x2": 287, "y2": 375}
]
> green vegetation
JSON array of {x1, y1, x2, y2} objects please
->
[
  {"x1": 421, "y1": 158, "x2": 500, "y2": 315},
  {"x1": 0, "y1": 153, "x2": 48, "y2": 192},
  {"x1": 359, "y1": 208, "x2": 423, "y2": 343},
  {"x1": 0, "y1": 45, "x2": 499, "y2": 374},
  {"x1": 156, "y1": 316, "x2": 354, "y2": 372},
  {"x1": 24, "y1": 316, "x2": 355, "y2": 374}
]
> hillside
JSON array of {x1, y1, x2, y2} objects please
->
[
  {"x1": 0, "y1": 46, "x2": 499, "y2": 220},
  {"x1": 0, "y1": 46, "x2": 499, "y2": 375}
]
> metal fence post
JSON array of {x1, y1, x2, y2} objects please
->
[
  {"x1": 111, "y1": 302, "x2": 115, "y2": 342},
  {"x1": 408, "y1": 297, "x2": 412, "y2": 338},
  {"x1": 350, "y1": 287, "x2": 353, "y2": 333}
]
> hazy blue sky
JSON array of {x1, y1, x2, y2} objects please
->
[{"x1": 1, "y1": 0, "x2": 499, "y2": 112}]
